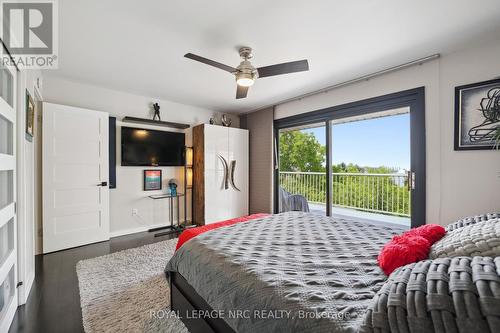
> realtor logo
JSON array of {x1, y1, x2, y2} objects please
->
[{"x1": 1, "y1": 0, "x2": 58, "y2": 69}]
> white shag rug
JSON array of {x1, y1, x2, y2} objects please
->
[{"x1": 76, "y1": 239, "x2": 189, "y2": 333}]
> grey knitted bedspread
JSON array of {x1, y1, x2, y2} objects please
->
[
  {"x1": 360, "y1": 257, "x2": 500, "y2": 333},
  {"x1": 165, "y1": 212, "x2": 404, "y2": 333}
]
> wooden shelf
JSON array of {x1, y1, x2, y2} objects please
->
[
  {"x1": 122, "y1": 116, "x2": 190, "y2": 129},
  {"x1": 148, "y1": 193, "x2": 185, "y2": 200}
]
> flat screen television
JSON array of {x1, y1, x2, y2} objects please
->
[{"x1": 121, "y1": 127, "x2": 185, "y2": 166}]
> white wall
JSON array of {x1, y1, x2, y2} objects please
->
[
  {"x1": 275, "y1": 37, "x2": 500, "y2": 226},
  {"x1": 438, "y1": 42, "x2": 500, "y2": 225},
  {"x1": 42, "y1": 77, "x2": 239, "y2": 239}
]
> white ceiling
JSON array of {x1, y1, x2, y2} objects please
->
[{"x1": 47, "y1": 0, "x2": 500, "y2": 113}]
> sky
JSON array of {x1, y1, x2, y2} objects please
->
[{"x1": 302, "y1": 113, "x2": 410, "y2": 170}]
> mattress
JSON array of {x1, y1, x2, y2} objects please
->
[{"x1": 165, "y1": 212, "x2": 405, "y2": 333}]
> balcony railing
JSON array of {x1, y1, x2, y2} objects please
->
[{"x1": 279, "y1": 171, "x2": 410, "y2": 217}]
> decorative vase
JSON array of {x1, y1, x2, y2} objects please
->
[
  {"x1": 221, "y1": 114, "x2": 231, "y2": 127},
  {"x1": 168, "y1": 179, "x2": 178, "y2": 196}
]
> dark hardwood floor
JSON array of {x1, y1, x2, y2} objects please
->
[{"x1": 8, "y1": 230, "x2": 180, "y2": 333}]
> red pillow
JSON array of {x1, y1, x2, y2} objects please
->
[
  {"x1": 404, "y1": 224, "x2": 446, "y2": 243},
  {"x1": 378, "y1": 224, "x2": 446, "y2": 276}
]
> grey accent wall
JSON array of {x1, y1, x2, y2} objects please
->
[{"x1": 241, "y1": 107, "x2": 274, "y2": 214}]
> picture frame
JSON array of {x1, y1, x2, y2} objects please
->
[
  {"x1": 454, "y1": 78, "x2": 500, "y2": 150},
  {"x1": 26, "y1": 89, "x2": 35, "y2": 142},
  {"x1": 143, "y1": 170, "x2": 162, "y2": 191}
]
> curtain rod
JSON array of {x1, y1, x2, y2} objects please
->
[{"x1": 248, "y1": 53, "x2": 440, "y2": 113}]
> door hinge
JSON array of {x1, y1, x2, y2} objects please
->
[
  {"x1": 14, "y1": 202, "x2": 17, "y2": 213},
  {"x1": 17, "y1": 281, "x2": 23, "y2": 288}
]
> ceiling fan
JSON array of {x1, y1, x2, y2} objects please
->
[{"x1": 184, "y1": 47, "x2": 309, "y2": 99}]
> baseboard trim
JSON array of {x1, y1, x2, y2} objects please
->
[{"x1": 109, "y1": 223, "x2": 169, "y2": 238}]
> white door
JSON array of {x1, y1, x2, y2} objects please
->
[
  {"x1": 228, "y1": 127, "x2": 249, "y2": 218},
  {"x1": 43, "y1": 103, "x2": 109, "y2": 253},
  {"x1": 0, "y1": 52, "x2": 18, "y2": 332}
]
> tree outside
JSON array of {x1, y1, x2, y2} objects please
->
[{"x1": 279, "y1": 131, "x2": 325, "y2": 172}]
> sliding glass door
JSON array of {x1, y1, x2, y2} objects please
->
[
  {"x1": 278, "y1": 123, "x2": 326, "y2": 215},
  {"x1": 330, "y1": 110, "x2": 411, "y2": 227},
  {"x1": 274, "y1": 88, "x2": 425, "y2": 228}
]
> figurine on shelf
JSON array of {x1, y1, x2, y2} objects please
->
[
  {"x1": 221, "y1": 114, "x2": 231, "y2": 127},
  {"x1": 209, "y1": 117, "x2": 215, "y2": 125},
  {"x1": 152, "y1": 103, "x2": 161, "y2": 121},
  {"x1": 168, "y1": 179, "x2": 178, "y2": 196}
]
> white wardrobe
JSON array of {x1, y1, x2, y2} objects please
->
[{"x1": 192, "y1": 124, "x2": 249, "y2": 225}]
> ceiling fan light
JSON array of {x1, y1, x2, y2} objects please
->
[
  {"x1": 237, "y1": 77, "x2": 254, "y2": 87},
  {"x1": 236, "y1": 72, "x2": 255, "y2": 87}
]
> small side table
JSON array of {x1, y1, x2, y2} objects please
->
[{"x1": 148, "y1": 193, "x2": 185, "y2": 237}]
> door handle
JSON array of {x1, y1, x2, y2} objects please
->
[
  {"x1": 407, "y1": 171, "x2": 411, "y2": 191},
  {"x1": 97, "y1": 181, "x2": 108, "y2": 187},
  {"x1": 407, "y1": 171, "x2": 415, "y2": 191}
]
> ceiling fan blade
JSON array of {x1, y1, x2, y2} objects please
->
[
  {"x1": 257, "y1": 59, "x2": 309, "y2": 78},
  {"x1": 184, "y1": 53, "x2": 237, "y2": 73},
  {"x1": 236, "y1": 85, "x2": 249, "y2": 99}
]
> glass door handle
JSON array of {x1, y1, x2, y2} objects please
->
[{"x1": 407, "y1": 171, "x2": 415, "y2": 191}]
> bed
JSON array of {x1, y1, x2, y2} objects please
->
[{"x1": 165, "y1": 212, "x2": 405, "y2": 333}]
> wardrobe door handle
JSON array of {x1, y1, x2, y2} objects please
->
[{"x1": 97, "y1": 181, "x2": 108, "y2": 187}]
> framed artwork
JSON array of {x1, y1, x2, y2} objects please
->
[
  {"x1": 454, "y1": 78, "x2": 500, "y2": 150},
  {"x1": 143, "y1": 170, "x2": 162, "y2": 191},
  {"x1": 26, "y1": 90, "x2": 35, "y2": 142}
]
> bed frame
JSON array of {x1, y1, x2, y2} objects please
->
[{"x1": 170, "y1": 272, "x2": 236, "y2": 333}]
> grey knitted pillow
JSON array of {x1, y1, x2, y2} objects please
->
[
  {"x1": 429, "y1": 218, "x2": 500, "y2": 259},
  {"x1": 360, "y1": 257, "x2": 500, "y2": 333},
  {"x1": 445, "y1": 212, "x2": 499, "y2": 232}
]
